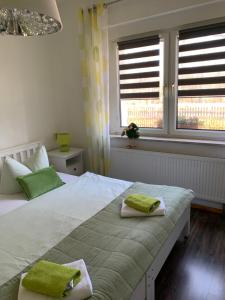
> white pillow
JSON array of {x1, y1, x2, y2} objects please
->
[
  {"x1": 0, "y1": 157, "x2": 31, "y2": 194},
  {"x1": 24, "y1": 145, "x2": 49, "y2": 172},
  {"x1": 0, "y1": 145, "x2": 49, "y2": 194}
]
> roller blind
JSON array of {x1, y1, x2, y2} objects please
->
[
  {"x1": 118, "y1": 35, "x2": 161, "y2": 100},
  {"x1": 178, "y1": 22, "x2": 225, "y2": 97}
]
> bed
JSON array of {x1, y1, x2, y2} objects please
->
[{"x1": 0, "y1": 142, "x2": 194, "y2": 300}]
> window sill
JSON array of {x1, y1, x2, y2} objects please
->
[{"x1": 110, "y1": 134, "x2": 225, "y2": 147}]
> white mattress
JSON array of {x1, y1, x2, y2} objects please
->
[{"x1": 0, "y1": 172, "x2": 79, "y2": 216}]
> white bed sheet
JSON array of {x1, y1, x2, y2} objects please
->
[
  {"x1": 0, "y1": 172, "x2": 131, "y2": 216},
  {"x1": 57, "y1": 172, "x2": 79, "y2": 184},
  {"x1": 0, "y1": 172, "x2": 79, "y2": 216},
  {"x1": 0, "y1": 172, "x2": 132, "y2": 286}
]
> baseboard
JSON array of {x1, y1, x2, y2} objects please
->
[{"x1": 191, "y1": 203, "x2": 223, "y2": 214}]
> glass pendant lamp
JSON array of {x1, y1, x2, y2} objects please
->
[{"x1": 0, "y1": 0, "x2": 62, "y2": 36}]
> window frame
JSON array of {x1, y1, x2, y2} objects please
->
[
  {"x1": 110, "y1": 31, "x2": 169, "y2": 136},
  {"x1": 109, "y1": 19, "x2": 225, "y2": 140},
  {"x1": 170, "y1": 26, "x2": 225, "y2": 140}
]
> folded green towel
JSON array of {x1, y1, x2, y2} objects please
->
[
  {"x1": 22, "y1": 260, "x2": 81, "y2": 298},
  {"x1": 124, "y1": 194, "x2": 160, "y2": 213}
]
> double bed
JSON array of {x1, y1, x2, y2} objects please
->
[{"x1": 0, "y1": 142, "x2": 194, "y2": 300}]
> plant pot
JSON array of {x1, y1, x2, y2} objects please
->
[{"x1": 127, "y1": 138, "x2": 137, "y2": 149}]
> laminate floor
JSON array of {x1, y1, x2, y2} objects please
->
[{"x1": 155, "y1": 209, "x2": 225, "y2": 300}]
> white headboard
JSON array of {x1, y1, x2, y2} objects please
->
[{"x1": 0, "y1": 141, "x2": 41, "y2": 171}]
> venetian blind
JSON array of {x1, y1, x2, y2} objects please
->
[
  {"x1": 178, "y1": 22, "x2": 225, "y2": 97},
  {"x1": 118, "y1": 35, "x2": 161, "y2": 100}
]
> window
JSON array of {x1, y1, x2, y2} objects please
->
[
  {"x1": 114, "y1": 20, "x2": 225, "y2": 138},
  {"x1": 177, "y1": 23, "x2": 225, "y2": 131},
  {"x1": 118, "y1": 35, "x2": 164, "y2": 129}
]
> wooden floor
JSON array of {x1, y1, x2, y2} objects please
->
[{"x1": 155, "y1": 209, "x2": 225, "y2": 300}]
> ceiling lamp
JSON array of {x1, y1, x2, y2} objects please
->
[{"x1": 0, "y1": 0, "x2": 62, "y2": 36}]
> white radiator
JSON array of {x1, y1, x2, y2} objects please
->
[{"x1": 110, "y1": 147, "x2": 225, "y2": 204}]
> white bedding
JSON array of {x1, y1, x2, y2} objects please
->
[
  {"x1": 0, "y1": 172, "x2": 132, "y2": 286},
  {"x1": 0, "y1": 172, "x2": 79, "y2": 216}
]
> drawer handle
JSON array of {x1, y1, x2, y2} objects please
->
[{"x1": 74, "y1": 168, "x2": 77, "y2": 171}]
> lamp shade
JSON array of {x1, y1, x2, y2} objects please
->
[
  {"x1": 56, "y1": 133, "x2": 70, "y2": 152},
  {"x1": 0, "y1": 0, "x2": 62, "y2": 36}
]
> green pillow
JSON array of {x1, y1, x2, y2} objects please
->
[{"x1": 17, "y1": 166, "x2": 64, "y2": 200}]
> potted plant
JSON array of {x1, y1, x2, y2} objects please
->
[{"x1": 121, "y1": 122, "x2": 140, "y2": 148}]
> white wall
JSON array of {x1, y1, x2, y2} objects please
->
[
  {"x1": 108, "y1": 0, "x2": 225, "y2": 39},
  {"x1": 1, "y1": 0, "x2": 225, "y2": 165},
  {"x1": 0, "y1": 0, "x2": 87, "y2": 151},
  {"x1": 108, "y1": 0, "x2": 225, "y2": 161},
  {"x1": 108, "y1": 0, "x2": 219, "y2": 26}
]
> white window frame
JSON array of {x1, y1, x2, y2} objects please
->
[
  {"x1": 169, "y1": 29, "x2": 225, "y2": 140},
  {"x1": 109, "y1": 21, "x2": 225, "y2": 141},
  {"x1": 109, "y1": 32, "x2": 169, "y2": 137}
]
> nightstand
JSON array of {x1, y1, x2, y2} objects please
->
[{"x1": 48, "y1": 148, "x2": 84, "y2": 176}]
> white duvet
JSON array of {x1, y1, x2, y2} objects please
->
[
  {"x1": 0, "y1": 172, "x2": 79, "y2": 216},
  {"x1": 0, "y1": 172, "x2": 131, "y2": 286}
]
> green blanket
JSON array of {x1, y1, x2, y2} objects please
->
[{"x1": 0, "y1": 182, "x2": 193, "y2": 300}]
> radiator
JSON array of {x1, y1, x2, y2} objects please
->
[{"x1": 110, "y1": 147, "x2": 225, "y2": 203}]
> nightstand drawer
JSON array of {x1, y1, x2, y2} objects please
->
[{"x1": 65, "y1": 161, "x2": 83, "y2": 175}]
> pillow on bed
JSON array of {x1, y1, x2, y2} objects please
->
[
  {"x1": 0, "y1": 145, "x2": 49, "y2": 195},
  {"x1": 17, "y1": 166, "x2": 64, "y2": 199},
  {"x1": 0, "y1": 157, "x2": 32, "y2": 194},
  {"x1": 24, "y1": 145, "x2": 49, "y2": 172}
]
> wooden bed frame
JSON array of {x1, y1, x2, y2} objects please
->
[{"x1": 0, "y1": 141, "x2": 191, "y2": 300}]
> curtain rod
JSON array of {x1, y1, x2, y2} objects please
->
[
  {"x1": 104, "y1": 0, "x2": 124, "y2": 7},
  {"x1": 87, "y1": 0, "x2": 124, "y2": 11}
]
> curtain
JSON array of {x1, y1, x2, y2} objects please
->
[{"x1": 79, "y1": 3, "x2": 110, "y2": 176}]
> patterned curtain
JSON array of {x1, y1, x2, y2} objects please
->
[{"x1": 79, "y1": 3, "x2": 110, "y2": 176}]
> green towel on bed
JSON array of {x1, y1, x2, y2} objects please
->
[
  {"x1": 125, "y1": 194, "x2": 160, "y2": 213},
  {"x1": 22, "y1": 260, "x2": 81, "y2": 298}
]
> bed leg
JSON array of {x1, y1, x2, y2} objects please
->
[
  {"x1": 185, "y1": 217, "x2": 190, "y2": 237},
  {"x1": 180, "y1": 220, "x2": 190, "y2": 240},
  {"x1": 185, "y1": 207, "x2": 191, "y2": 238},
  {"x1": 146, "y1": 275, "x2": 155, "y2": 300},
  {"x1": 178, "y1": 208, "x2": 190, "y2": 241}
]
